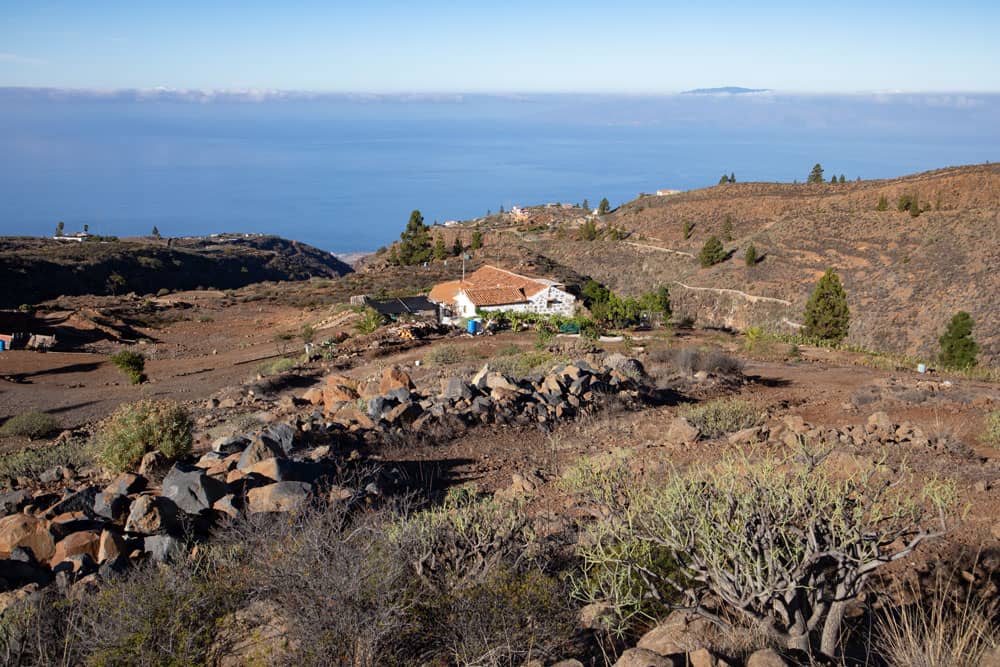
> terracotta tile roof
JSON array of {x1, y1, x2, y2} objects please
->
[
  {"x1": 428, "y1": 280, "x2": 466, "y2": 305},
  {"x1": 465, "y1": 266, "x2": 552, "y2": 298},
  {"x1": 428, "y1": 265, "x2": 562, "y2": 306},
  {"x1": 462, "y1": 287, "x2": 527, "y2": 306}
]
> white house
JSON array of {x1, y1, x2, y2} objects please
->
[{"x1": 428, "y1": 265, "x2": 576, "y2": 322}]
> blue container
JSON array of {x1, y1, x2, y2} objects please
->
[
  {"x1": 0, "y1": 340, "x2": 5, "y2": 351},
  {"x1": 466, "y1": 319, "x2": 480, "y2": 335}
]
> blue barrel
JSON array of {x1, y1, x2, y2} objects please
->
[
  {"x1": 0, "y1": 340, "x2": 5, "y2": 351},
  {"x1": 466, "y1": 319, "x2": 478, "y2": 335}
]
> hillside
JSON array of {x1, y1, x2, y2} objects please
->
[
  {"x1": 448, "y1": 164, "x2": 1000, "y2": 366},
  {"x1": 0, "y1": 234, "x2": 353, "y2": 307}
]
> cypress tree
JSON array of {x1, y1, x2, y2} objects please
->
[
  {"x1": 719, "y1": 174, "x2": 729, "y2": 185},
  {"x1": 729, "y1": 172, "x2": 736, "y2": 183},
  {"x1": 683, "y1": 221, "x2": 693, "y2": 240},
  {"x1": 598, "y1": 198, "x2": 611, "y2": 215},
  {"x1": 723, "y1": 215, "x2": 734, "y2": 241},
  {"x1": 938, "y1": 311, "x2": 978, "y2": 368},
  {"x1": 839, "y1": 174, "x2": 846, "y2": 184},
  {"x1": 698, "y1": 236, "x2": 726, "y2": 268},
  {"x1": 470, "y1": 228, "x2": 483, "y2": 250},
  {"x1": 452, "y1": 236, "x2": 462, "y2": 256},
  {"x1": 876, "y1": 195, "x2": 888, "y2": 211},
  {"x1": 830, "y1": 175, "x2": 837, "y2": 184},
  {"x1": 803, "y1": 269, "x2": 850, "y2": 343},
  {"x1": 745, "y1": 244, "x2": 758, "y2": 266}
]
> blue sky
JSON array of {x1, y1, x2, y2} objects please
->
[{"x1": 1, "y1": 0, "x2": 998, "y2": 93}]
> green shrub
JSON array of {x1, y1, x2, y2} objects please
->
[
  {"x1": 938, "y1": 311, "x2": 978, "y2": 369},
  {"x1": 95, "y1": 400, "x2": 193, "y2": 472},
  {"x1": 256, "y1": 356, "x2": 296, "y2": 376},
  {"x1": 983, "y1": 411, "x2": 1000, "y2": 447},
  {"x1": 156, "y1": 288, "x2": 170, "y2": 297},
  {"x1": 356, "y1": 307, "x2": 386, "y2": 334},
  {"x1": 0, "y1": 438, "x2": 94, "y2": 481},
  {"x1": 0, "y1": 411, "x2": 60, "y2": 440},
  {"x1": 109, "y1": 350, "x2": 146, "y2": 384},
  {"x1": 876, "y1": 194, "x2": 889, "y2": 211},
  {"x1": 681, "y1": 397, "x2": 762, "y2": 438},
  {"x1": 489, "y1": 351, "x2": 562, "y2": 377},
  {"x1": 574, "y1": 452, "x2": 953, "y2": 657},
  {"x1": 698, "y1": 235, "x2": 726, "y2": 267}
]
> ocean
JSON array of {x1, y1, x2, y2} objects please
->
[{"x1": 1, "y1": 90, "x2": 998, "y2": 252}]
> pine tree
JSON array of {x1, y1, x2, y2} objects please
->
[
  {"x1": 683, "y1": 221, "x2": 693, "y2": 240},
  {"x1": 719, "y1": 174, "x2": 730, "y2": 185},
  {"x1": 909, "y1": 194, "x2": 921, "y2": 218},
  {"x1": 723, "y1": 215, "x2": 734, "y2": 241},
  {"x1": 397, "y1": 210, "x2": 431, "y2": 265},
  {"x1": 598, "y1": 198, "x2": 610, "y2": 215},
  {"x1": 388, "y1": 246, "x2": 399, "y2": 266},
  {"x1": 698, "y1": 236, "x2": 726, "y2": 268},
  {"x1": 582, "y1": 198, "x2": 589, "y2": 211},
  {"x1": 499, "y1": 205, "x2": 505, "y2": 214},
  {"x1": 152, "y1": 226, "x2": 160, "y2": 239},
  {"x1": 938, "y1": 311, "x2": 978, "y2": 369},
  {"x1": 432, "y1": 235, "x2": 447, "y2": 260},
  {"x1": 807, "y1": 163, "x2": 825, "y2": 184},
  {"x1": 876, "y1": 195, "x2": 888, "y2": 211},
  {"x1": 745, "y1": 244, "x2": 758, "y2": 267},
  {"x1": 839, "y1": 174, "x2": 846, "y2": 184},
  {"x1": 55, "y1": 221, "x2": 65, "y2": 237},
  {"x1": 830, "y1": 175, "x2": 837, "y2": 184},
  {"x1": 452, "y1": 237, "x2": 462, "y2": 256},
  {"x1": 83, "y1": 224, "x2": 89, "y2": 233},
  {"x1": 580, "y1": 218, "x2": 599, "y2": 241},
  {"x1": 803, "y1": 269, "x2": 850, "y2": 343},
  {"x1": 470, "y1": 228, "x2": 483, "y2": 250},
  {"x1": 729, "y1": 172, "x2": 736, "y2": 183}
]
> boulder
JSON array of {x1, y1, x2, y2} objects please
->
[
  {"x1": 162, "y1": 463, "x2": 228, "y2": 515},
  {"x1": 301, "y1": 387, "x2": 324, "y2": 405},
  {"x1": 637, "y1": 611, "x2": 714, "y2": 655},
  {"x1": 236, "y1": 434, "x2": 285, "y2": 471},
  {"x1": 125, "y1": 495, "x2": 179, "y2": 535},
  {"x1": 866, "y1": 411, "x2": 894, "y2": 435},
  {"x1": 441, "y1": 376, "x2": 474, "y2": 401},
  {"x1": 104, "y1": 472, "x2": 146, "y2": 496},
  {"x1": 379, "y1": 367, "x2": 414, "y2": 394},
  {"x1": 143, "y1": 534, "x2": 183, "y2": 563},
  {"x1": 247, "y1": 458, "x2": 328, "y2": 484},
  {"x1": 211, "y1": 435, "x2": 250, "y2": 455},
  {"x1": 213, "y1": 494, "x2": 241, "y2": 519},
  {"x1": 485, "y1": 373, "x2": 521, "y2": 392},
  {"x1": 51, "y1": 530, "x2": 101, "y2": 566},
  {"x1": 97, "y1": 529, "x2": 126, "y2": 563},
  {"x1": 247, "y1": 482, "x2": 312, "y2": 513},
  {"x1": 138, "y1": 451, "x2": 170, "y2": 479},
  {"x1": 745, "y1": 649, "x2": 789, "y2": 667},
  {"x1": 0, "y1": 489, "x2": 32, "y2": 517},
  {"x1": 604, "y1": 353, "x2": 646, "y2": 379},
  {"x1": 613, "y1": 648, "x2": 678, "y2": 667},
  {"x1": 471, "y1": 364, "x2": 490, "y2": 389},
  {"x1": 45, "y1": 486, "x2": 99, "y2": 518},
  {"x1": 93, "y1": 491, "x2": 130, "y2": 522},
  {"x1": 665, "y1": 417, "x2": 701, "y2": 444},
  {"x1": 0, "y1": 513, "x2": 55, "y2": 560},
  {"x1": 579, "y1": 602, "x2": 614, "y2": 630},
  {"x1": 323, "y1": 381, "x2": 359, "y2": 409},
  {"x1": 383, "y1": 401, "x2": 423, "y2": 424}
]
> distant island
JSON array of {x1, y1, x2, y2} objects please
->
[{"x1": 681, "y1": 86, "x2": 770, "y2": 95}]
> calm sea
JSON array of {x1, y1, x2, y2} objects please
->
[{"x1": 1, "y1": 91, "x2": 998, "y2": 252}]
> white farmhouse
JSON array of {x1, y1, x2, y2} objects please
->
[{"x1": 428, "y1": 265, "x2": 576, "y2": 322}]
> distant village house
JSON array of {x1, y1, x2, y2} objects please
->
[{"x1": 428, "y1": 265, "x2": 576, "y2": 322}]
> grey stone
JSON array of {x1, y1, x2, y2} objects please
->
[
  {"x1": 143, "y1": 534, "x2": 183, "y2": 563},
  {"x1": 442, "y1": 377, "x2": 473, "y2": 401},
  {"x1": 211, "y1": 435, "x2": 250, "y2": 455},
  {"x1": 385, "y1": 387, "x2": 412, "y2": 403},
  {"x1": 46, "y1": 486, "x2": 99, "y2": 518},
  {"x1": 264, "y1": 423, "x2": 296, "y2": 455},
  {"x1": 103, "y1": 473, "x2": 146, "y2": 496},
  {"x1": 161, "y1": 463, "x2": 228, "y2": 515},
  {"x1": 0, "y1": 489, "x2": 31, "y2": 517},
  {"x1": 125, "y1": 495, "x2": 180, "y2": 535},
  {"x1": 93, "y1": 491, "x2": 130, "y2": 522}
]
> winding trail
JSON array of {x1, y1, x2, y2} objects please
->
[
  {"x1": 672, "y1": 281, "x2": 793, "y2": 306},
  {"x1": 622, "y1": 241, "x2": 695, "y2": 258}
]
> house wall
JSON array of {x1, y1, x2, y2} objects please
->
[
  {"x1": 454, "y1": 292, "x2": 530, "y2": 318},
  {"x1": 527, "y1": 286, "x2": 576, "y2": 316}
]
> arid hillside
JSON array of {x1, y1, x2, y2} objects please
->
[
  {"x1": 459, "y1": 164, "x2": 1000, "y2": 365},
  {"x1": 0, "y1": 234, "x2": 353, "y2": 308}
]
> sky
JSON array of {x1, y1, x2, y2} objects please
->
[{"x1": 1, "y1": 0, "x2": 998, "y2": 93}]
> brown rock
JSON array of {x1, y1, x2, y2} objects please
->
[
  {"x1": 246, "y1": 482, "x2": 312, "y2": 513},
  {"x1": 665, "y1": 417, "x2": 700, "y2": 444},
  {"x1": 687, "y1": 648, "x2": 722, "y2": 667},
  {"x1": 866, "y1": 411, "x2": 894, "y2": 435},
  {"x1": 322, "y1": 380, "x2": 359, "y2": 408},
  {"x1": 991, "y1": 522, "x2": 1000, "y2": 541},
  {"x1": 124, "y1": 495, "x2": 178, "y2": 535},
  {"x1": 379, "y1": 366, "x2": 414, "y2": 394},
  {"x1": 213, "y1": 494, "x2": 241, "y2": 519},
  {"x1": 50, "y1": 530, "x2": 101, "y2": 566},
  {"x1": 783, "y1": 415, "x2": 808, "y2": 434},
  {"x1": 613, "y1": 648, "x2": 678, "y2": 667},
  {"x1": 97, "y1": 529, "x2": 126, "y2": 563},
  {"x1": 0, "y1": 513, "x2": 55, "y2": 560},
  {"x1": 210, "y1": 600, "x2": 294, "y2": 667},
  {"x1": 637, "y1": 611, "x2": 714, "y2": 655},
  {"x1": 579, "y1": 602, "x2": 613, "y2": 630},
  {"x1": 138, "y1": 451, "x2": 169, "y2": 479},
  {"x1": 746, "y1": 648, "x2": 789, "y2": 667},
  {"x1": 728, "y1": 426, "x2": 765, "y2": 445},
  {"x1": 551, "y1": 661, "x2": 585, "y2": 667},
  {"x1": 301, "y1": 387, "x2": 324, "y2": 405}
]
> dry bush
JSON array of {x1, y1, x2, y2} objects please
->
[
  {"x1": 0, "y1": 437, "x2": 93, "y2": 481},
  {"x1": 95, "y1": 399, "x2": 193, "y2": 472},
  {"x1": 984, "y1": 410, "x2": 1000, "y2": 447},
  {"x1": 874, "y1": 568, "x2": 999, "y2": 667},
  {"x1": 681, "y1": 397, "x2": 763, "y2": 438},
  {"x1": 670, "y1": 347, "x2": 744, "y2": 375}
]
